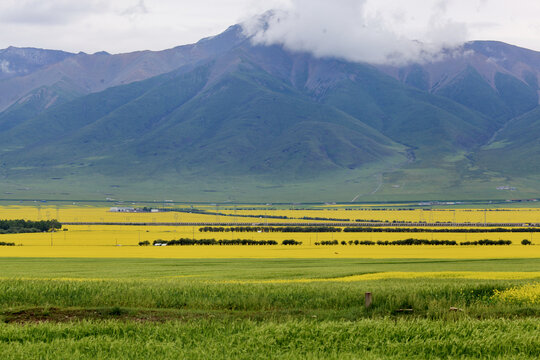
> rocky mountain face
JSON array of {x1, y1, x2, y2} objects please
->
[
  {"x1": 0, "y1": 26, "x2": 246, "y2": 112},
  {"x1": 1, "y1": 26, "x2": 540, "y2": 201},
  {"x1": 0, "y1": 47, "x2": 74, "y2": 80}
]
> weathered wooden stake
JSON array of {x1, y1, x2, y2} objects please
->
[{"x1": 365, "y1": 292, "x2": 373, "y2": 308}]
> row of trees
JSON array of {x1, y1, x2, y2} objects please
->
[
  {"x1": 317, "y1": 240, "x2": 376, "y2": 246},
  {"x1": 140, "y1": 238, "x2": 521, "y2": 246},
  {"x1": 344, "y1": 227, "x2": 540, "y2": 233},
  {"x1": 199, "y1": 226, "x2": 341, "y2": 233},
  {"x1": 461, "y1": 239, "x2": 512, "y2": 245},
  {"x1": 0, "y1": 219, "x2": 61, "y2": 234},
  {"x1": 200, "y1": 226, "x2": 540, "y2": 234},
  {"x1": 143, "y1": 238, "x2": 304, "y2": 246},
  {"x1": 282, "y1": 239, "x2": 303, "y2": 245},
  {"x1": 315, "y1": 239, "x2": 514, "y2": 246},
  {"x1": 153, "y1": 238, "x2": 278, "y2": 246}
]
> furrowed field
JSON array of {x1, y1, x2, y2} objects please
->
[{"x1": 0, "y1": 204, "x2": 539, "y2": 359}]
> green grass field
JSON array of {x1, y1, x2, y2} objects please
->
[
  {"x1": 0, "y1": 258, "x2": 539, "y2": 359},
  {"x1": 1, "y1": 319, "x2": 538, "y2": 359},
  {"x1": 2, "y1": 165, "x2": 540, "y2": 203}
]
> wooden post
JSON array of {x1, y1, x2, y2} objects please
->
[{"x1": 365, "y1": 292, "x2": 372, "y2": 308}]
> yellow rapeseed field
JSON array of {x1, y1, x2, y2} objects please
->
[
  {"x1": 0, "y1": 205, "x2": 325, "y2": 224},
  {"x1": 224, "y1": 272, "x2": 540, "y2": 284},
  {"x1": 1, "y1": 205, "x2": 540, "y2": 258},
  {"x1": 493, "y1": 283, "x2": 540, "y2": 304},
  {"x1": 2, "y1": 273, "x2": 537, "y2": 283},
  {"x1": 0, "y1": 244, "x2": 539, "y2": 259},
  {"x1": 2, "y1": 205, "x2": 540, "y2": 224},
  {"x1": 218, "y1": 208, "x2": 540, "y2": 223},
  {"x1": 2, "y1": 224, "x2": 538, "y2": 247},
  {"x1": 0, "y1": 205, "x2": 222, "y2": 223}
]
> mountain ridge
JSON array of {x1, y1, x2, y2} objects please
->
[{"x1": 1, "y1": 27, "x2": 540, "y2": 202}]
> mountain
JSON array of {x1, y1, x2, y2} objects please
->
[
  {"x1": 1, "y1": 27, "x2": 540, "y2": 202},
  {"x1": 0, "y1": 47, "x2": 74, "y2": 80},
  {"x1": 476, "y1": 106, "x2": 540, "y2": 175},
  {"x1": 0, "y1": 26, "x2": 246, "y2": 112},
  {"x1": 380, "y1": 41, "x2": 540, "y2": 122}
]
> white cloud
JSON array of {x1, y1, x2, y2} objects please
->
[
  {"x1": 0, "y1": 0, "x2": 111, "y2": 25},
  {"x1": 121, "y1": 0, "x2": 148, "y2": 16},
  {"x1": 0, "y1": 0, "x2": 540, "y2": 55},
  {"x1": 242, "y1": 0, "x2": 469, "y2": 65},
  {"x1": 0, "y1": 0, "x2": 253, "y2": 53}
]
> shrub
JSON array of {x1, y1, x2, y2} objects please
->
[{"x1": 282, "y1": 239, "x2": 302, "y2": 245}]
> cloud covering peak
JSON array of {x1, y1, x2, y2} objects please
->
[{"x1": 242, "y1": 0, "x2": 468, "y2": 65}]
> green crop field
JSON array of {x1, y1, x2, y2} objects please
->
[{"x1": 0, "y1": 258, "x2": 539, "y2": 359}]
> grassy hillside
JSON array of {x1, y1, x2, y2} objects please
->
[
  {"x1": 0, "y1": 59, "x2": 409, "y2": 182},
  {"x1": 477, "y1": 107, "x2": 540, "y2": 175},
  {"x1": 1, "y1": 38, "x2": 540, "y2": 201},
  {"x1": 435, "y1": 66, "x2": 512, "y2": 122}
]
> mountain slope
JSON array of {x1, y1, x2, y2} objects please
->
[
  {"x1": 1, "y1": 29, "x2": 540, "y2": 201},
  {"x1": 476, "y1": 107, "x2": 540, "y2": 175},
  {"x1": 381, "y1": 41, "x2": 540, "y2": 124},
  {"x1": 0, "y1": 58, "x2": 408, "y2": 181},
  {"x1": 239, "y1": 45, "x2": 497, "y2": 163},
  {"x1": 0, "y1": 26, "x2": 246, "y2": 112},
  {"x1": 0, "y1": 47, "x2": 74, "y2": 80}
]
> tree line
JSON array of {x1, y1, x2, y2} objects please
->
[
  {"x1": 200, "y1": 226, "x2": 341, "y2": 233},
  {"x1": 343, "y1": 227, "x2": 540, "y2": 233},
  {"x1": 0, "y1": 219, "x2": 62, "y2": 234},
  {"x1": 316, "y1": 239, "x2": 458, "y2": 246},
  {"x1": 199, "y1": 226, "x2": 540, "y2": 233},
  {"x1": 460, "y1": 239, "x2": 512, "y2": 245},
  {"x1": 143, "y1": 238, "x2": 303, "y2": 246},
  {"x1": 315, "y1": 239, "x2": 513, "y2": 246}
]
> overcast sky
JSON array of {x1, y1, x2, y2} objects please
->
[{"x1": 2, "y1": 0, "x2": 540, "y2": 55}]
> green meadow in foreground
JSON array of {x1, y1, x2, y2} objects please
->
[
  {"x1": 0, "y1": 258, "x2": 538, "y2": 359},
  {"x1": 1, "y1": 319, "x2": 539, "y2": 360}
]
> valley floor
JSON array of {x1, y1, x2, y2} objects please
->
[{"x1": 0, "y1": 205, "x2": 539, "y2": 358}]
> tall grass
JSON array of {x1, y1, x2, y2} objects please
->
[
  {"x1": 0, "y1": 319, "x2": 538, "y2": 359},
  {"x1": 0, "y1": 278, "x2": 537, "y2": 319},
  {"x1": 1, "y1": 258, "x2": 538, "y2": 358}
]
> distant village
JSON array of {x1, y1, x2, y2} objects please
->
[
  {"x1": 496, "y1": 186, "x2": 517, "y2": 191},
  {"x1": 109, "y1": 207, "x2": 162, "y2": 213}
]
